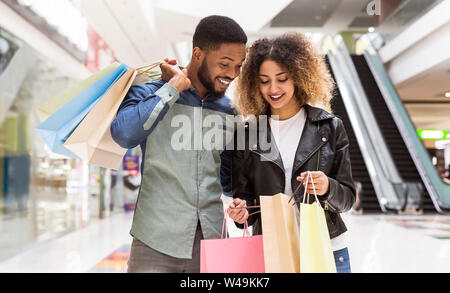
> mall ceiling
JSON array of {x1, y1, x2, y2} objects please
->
[{"x1": 78, "y1": 0, "x2": 450, "y2": 132}]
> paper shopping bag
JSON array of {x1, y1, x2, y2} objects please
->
[
  {"x1": 299, "y1": 172, "x2": 337, "y2": 273},
  {"x1": 36, "y1": 63, "x2": 120, "y2": 122},
  {"x1": 36, "y1": 64, "x2": 128, "y2": 158},
  {"x1": 200, "y1": 216, "x2": 265, "y2": 273},
  {"x1": 63, "y1": 68, "x2": 137, "y2": 170},
  {"x1": 132, "y1": 62, "x2": 163, "y2": 86},
  {"x1": 260, "y1": 193, "x2": 300, "y2": 273}
]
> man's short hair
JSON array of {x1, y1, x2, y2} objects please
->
[{"x1": 193, "y1": 15, "x2": 247, "y2": 51}]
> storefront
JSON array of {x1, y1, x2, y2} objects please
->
[
  {"x1": 0, "y1": 26, "x2": 88, "y2": 261},
  {"x1": 0, "y1": 7, "x2": 128, "y2": 260}
]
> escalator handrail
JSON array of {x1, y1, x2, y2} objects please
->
[
  {"x1": 332, "y1": 35, "x2": 404, "y2": 185},
  {"x1": 360, "y1": 35, "x2": 450, "y2": 212},
  {"x1": 324, "y1": 36, "x2": 403, "y2": 211}
]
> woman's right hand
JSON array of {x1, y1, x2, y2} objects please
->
[{"x1": 227, "y1": 198, "x2": 249, "y2": 224}]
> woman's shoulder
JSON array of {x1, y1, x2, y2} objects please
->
[
  {"x1": 304, "y1": 104, "x2": 346, "y2": 130},
  {"x1": 304, "y1": 104, "x2": 335, "y2": 121}
]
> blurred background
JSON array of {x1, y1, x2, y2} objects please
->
[{"x1": 0, "y1": 0, "x2": 449, "y2": 273}]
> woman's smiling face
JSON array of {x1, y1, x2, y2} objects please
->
[{"x1": 258, "y1": 59, "x2": 297, "y2": 115}]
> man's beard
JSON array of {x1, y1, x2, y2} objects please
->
[{"x1": 197, "y1": 59, "x2": 226, "y2": 98}]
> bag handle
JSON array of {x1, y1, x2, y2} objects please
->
[
  {"x1": 135, "y1": 61, "x2": 165, "y2": 72},
  {"x1": 134, "y1": 62, "x2": 165, "y2": 81},
  {"x1": 302, "y1": 171, "x2": 320, "y2": 205},
  {"x1": 288, "y1": 177, "x2": 304, "y2": 205},
  {"x1": 228, "y1": 205, "x2": 261, "y2": 217},
  {"x1": 221, "y1": 212, "x2": 251, "y2": 239},
  {"x1": 221, "y1": 213, "x2": 228, "y2": 240}
]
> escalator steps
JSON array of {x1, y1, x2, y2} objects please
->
[
  {"x1": 326, "y1": 55, "x2": 436, "y2": 213},
  {"x1": 351, "y1": 55, "x2": 435, "y2": 213}
]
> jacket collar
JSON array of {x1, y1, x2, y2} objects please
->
[
  {"x1": 303, "y1": 104, "x2": 335, "y2": 123},
  {"x1": 293, "y1": 105, "x2": 334, "y2": 175},
  {"x1": 251, "y1": 117, "x2": 284, "y2": 171},
  {"x1": 251, "y1": 104, "x2": 334, "y2": 175}
]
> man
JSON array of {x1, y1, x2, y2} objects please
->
[{"x1": 111, "y1": 15, "x2": 247, "y2": 273}]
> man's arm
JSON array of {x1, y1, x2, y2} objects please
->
[{"x1": 111, "y1": 65, "x2": 190, "y2": 149}]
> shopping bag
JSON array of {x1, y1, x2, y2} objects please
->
[
  {"x1": 299, "y1": 172, "x2": 337, "y2": 273},
  {"x1": 62, "y1": 62, "x2": 163, "y2": 168},
  {"x1": 200, "y1": 214, "x2": 265, "y2": 273},
  {"x1": 36, "y1": 63, "x2": 120, "y2": 122},
  {"x1": 132, "y1": 63, "x2": 162, "y2": 86},
  {"x1": 63, "y1": 68, "x2": 137, "y2": 170},
  {"x1": 36, "y1": 64, "x2": 129, "y2": 158},
  {"x1": 260, "y1": 193, "x2": 300, "y2": 273}
]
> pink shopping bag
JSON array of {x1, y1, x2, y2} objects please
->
[{"x1": 200, "y1": 214, "x2": 265, "y2": 273}]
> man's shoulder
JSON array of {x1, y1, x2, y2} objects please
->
[{"x1": 131, "y1": 79, "x2": 166, "y2": 94}]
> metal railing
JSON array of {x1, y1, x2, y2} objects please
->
[
  {"x1": 358, "y1": 34, "x2": 450, "y2": 213},
  {"x1": 324, "y1": 35, "x2": 405, "y2": 212}
]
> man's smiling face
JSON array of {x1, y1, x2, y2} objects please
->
[{"x1": 197, "y1": 43, "x2": 246, "y2": 97}]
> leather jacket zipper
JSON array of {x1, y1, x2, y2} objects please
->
[
  {"x1": 249, "y1": 122, "x2": 337, "y2": 212},
  {"x1": 315, "y1": 133, "x2": 336, "y2": 212},
  {"x1": 314, "y1": 147, "x2": 337, "y2": 212},
  {"x1": 249, "y1": 150, "x2": 285, "y2": 174},
  {"x1": 249, "y1": 149, "x2": 286, "y2": 191},
  {"x1": 314, "y1": 122, "x2": 336, "y2": 212},
  {"x1": 250, "y1": 141, "x2": 326, "y2": 197}
]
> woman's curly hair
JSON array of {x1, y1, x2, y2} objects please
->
[{"x1": 234, "y1": 33, "x2": 334, "y2": 116}]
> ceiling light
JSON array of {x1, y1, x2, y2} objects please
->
[
  {"x1": 18, "y1": 0, "x2": 32, "y2": 6},
  {"x1": 368, "y1": 27, "x2": 375, "y2": 33},
  {"x1": 445, "y1": 92, "x2": 450, "y2": 98}
]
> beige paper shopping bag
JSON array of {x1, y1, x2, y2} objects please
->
[
  {"x1": 63, "y1": 68, "x2": 136, "y2": 170},
  {"x1": 299, "y1": 172, "x2": 337, "y2": 273},
  {"x1": 260, "y1": 193, "x2": 300, "y2": 273}
]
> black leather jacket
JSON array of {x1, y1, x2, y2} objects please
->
[{"x1": 231, "y1": 104, "x2": 356, "y2": 239}]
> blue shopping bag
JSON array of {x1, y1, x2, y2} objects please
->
[{"x1": 36, "y1": 64, "x2": 129, "y2": 158}]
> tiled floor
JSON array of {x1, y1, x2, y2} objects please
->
[
  {"x1": 2, "y1": 203, "x2": 450, "y2": 273},
  {"x1": 89, "y1": 244, "x2": 130, "y2": 273},
  {"x1": 345, "y1": 213, "x2": 450, "y2": 273},
  {"x1": 383, "y1": 217, "x2": 450, "y2": 240},
  {"x1": 0, "y1": 211, "x2": 133, "y2": 273}
]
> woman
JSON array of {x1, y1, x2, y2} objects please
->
[{"x1": 227, "y1": 33, "x2": 356, "y2": 273}]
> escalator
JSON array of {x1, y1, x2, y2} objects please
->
[
  {"x1": 324, "y1": 35, "x2": 450, "y2": 213},
  {"x1": 326, "y1": 59, "x2": 381, "y2": 212},
  {"x1": 350, "y1": 55, "x2": 435, "y2": 212}
]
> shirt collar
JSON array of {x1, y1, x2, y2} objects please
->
[{"x1": 188, "y1": 86, "x2": 224, "y2": 102}]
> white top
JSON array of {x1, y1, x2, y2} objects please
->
[
  {"x1": 331, "y1": 232, "x2": 348, "y2": 251},
  {"x1": 269, "y1": 107, "x2": 347, "y2": 252},
  {"x1": 269, "y1": 108, "x2": 306, "y2": 196}
]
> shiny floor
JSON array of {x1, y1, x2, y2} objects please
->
[{"x1": 1, "y1": 200, "x2": 450, "y2": 273}]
